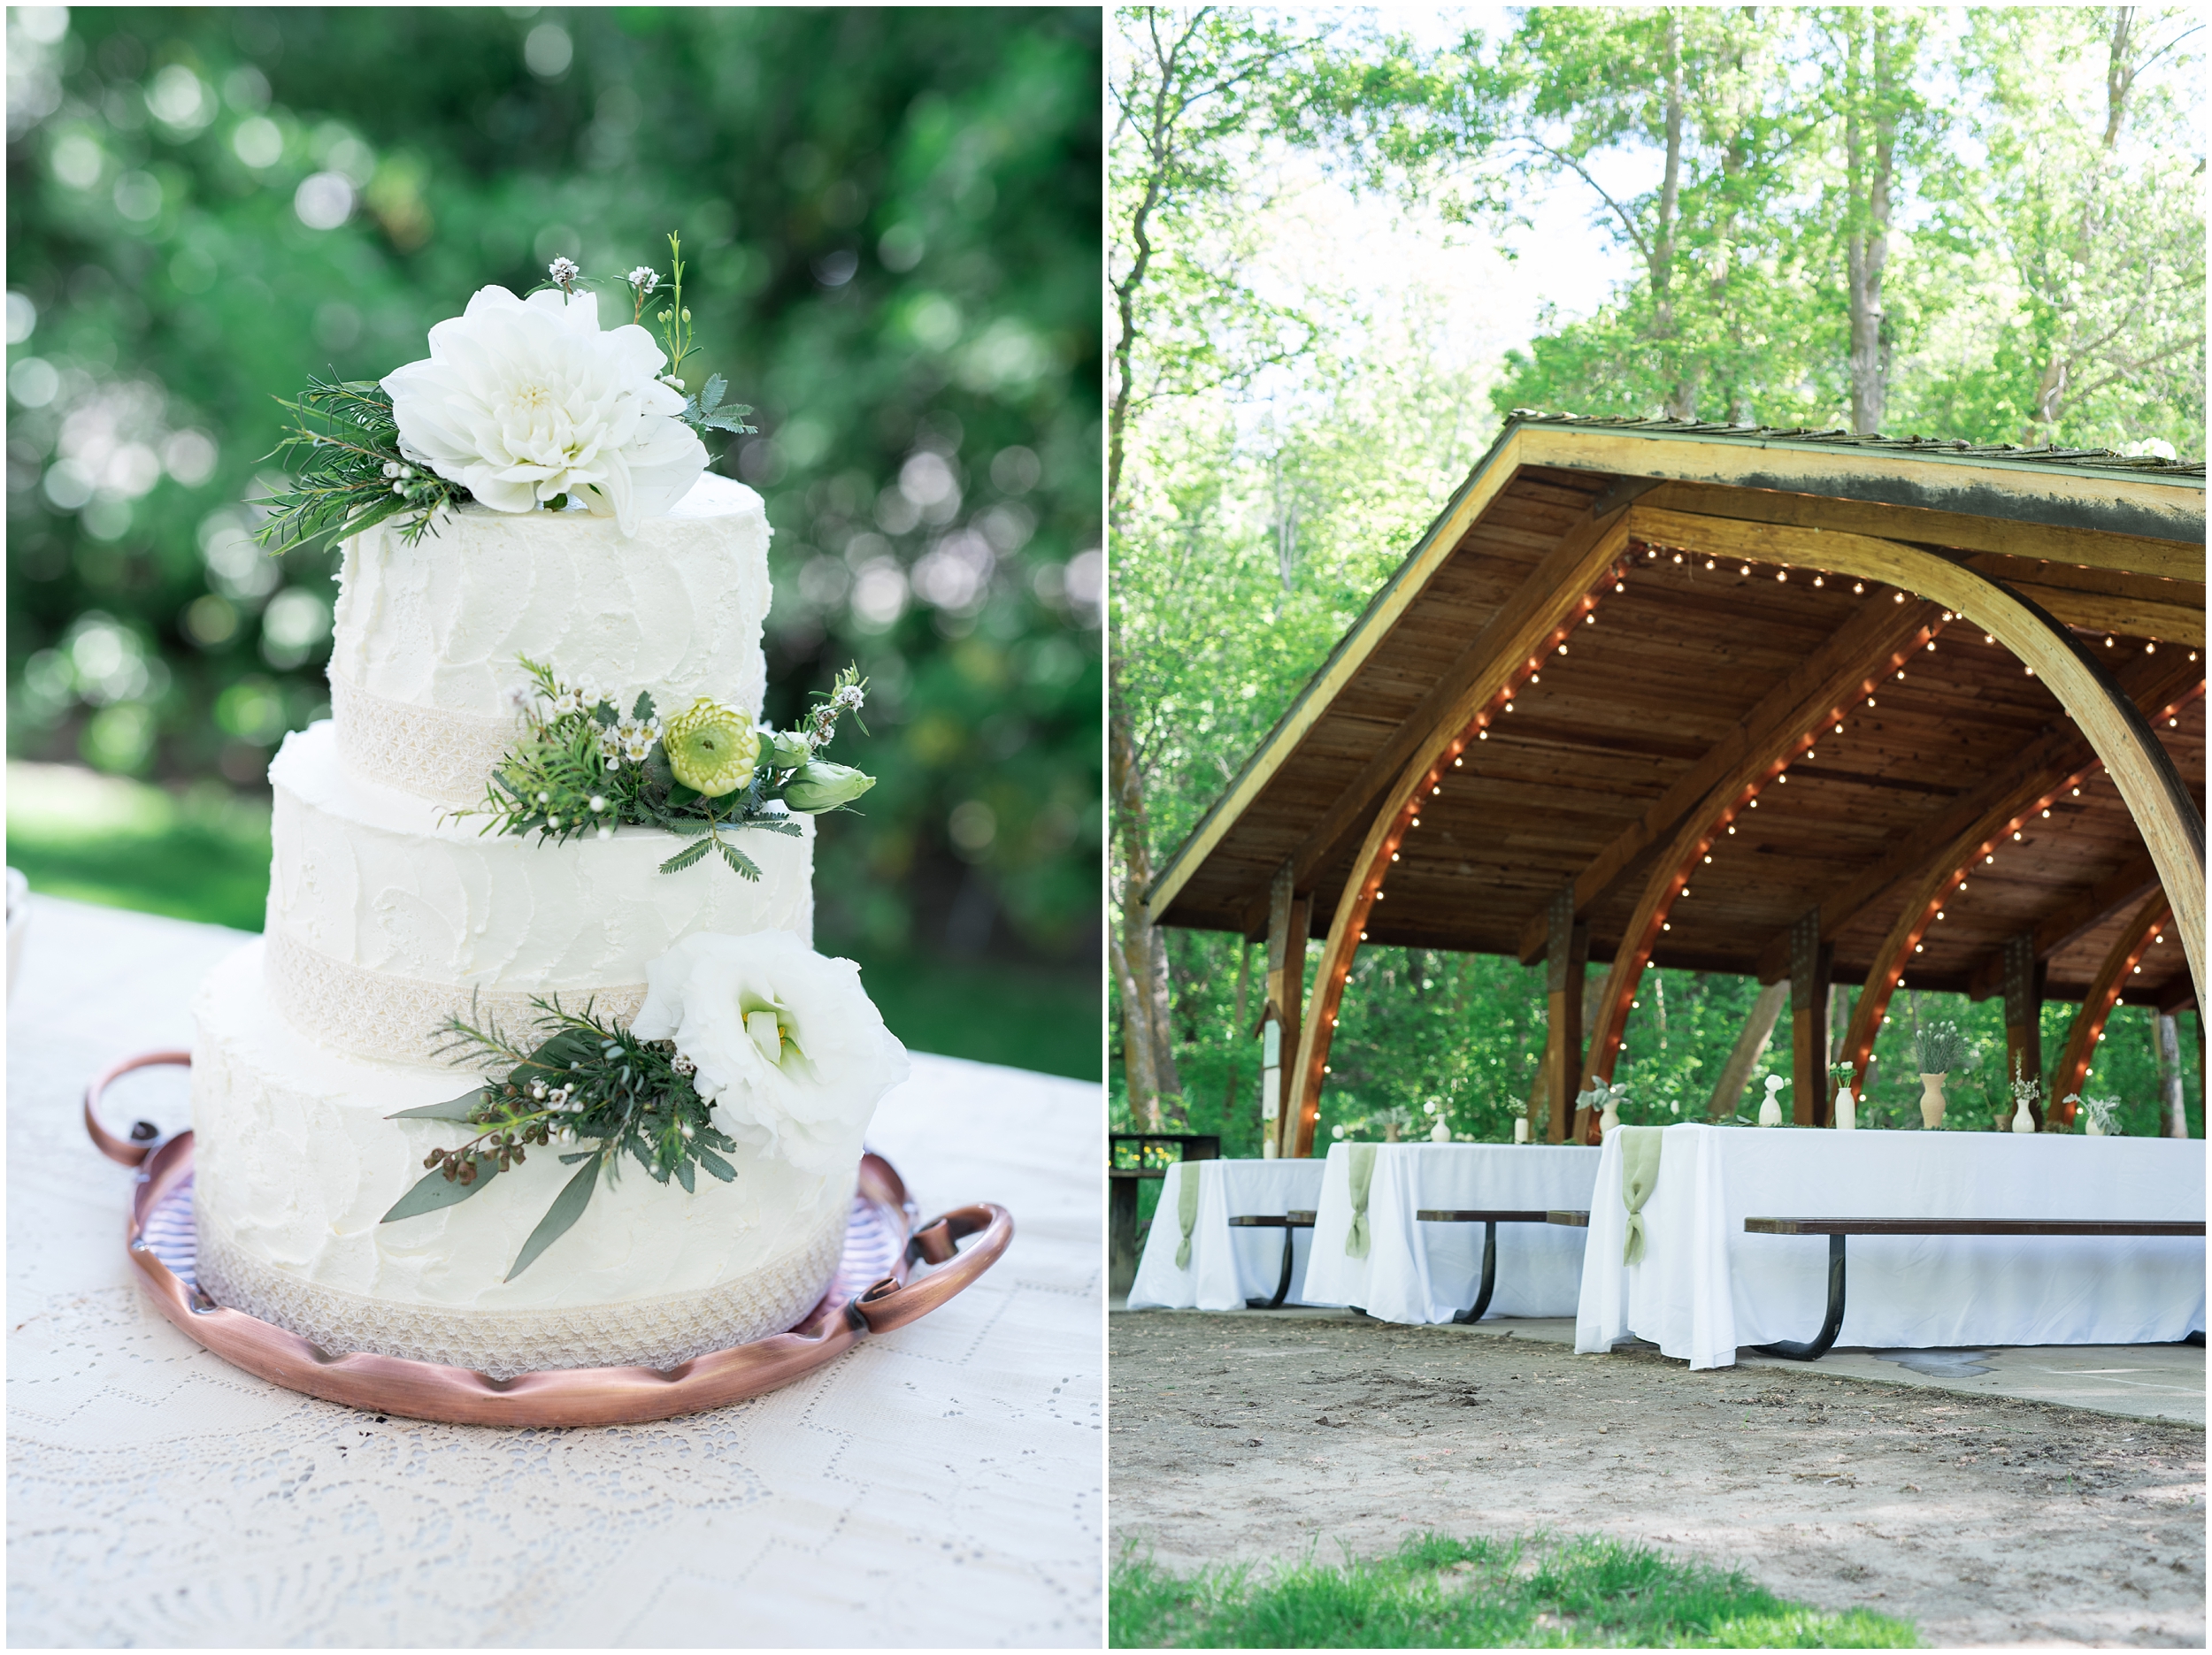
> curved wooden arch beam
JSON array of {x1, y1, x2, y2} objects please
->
[
  {"x1": 2049, "y1": 892, "x2": 2175, "y2": 1122},
  {"x1": 1623, "y1": 505, "x2": 2208, "y2": 1008},
  {"x1": 1838, "y1": 674, "x2": 2207, "y2": 1093},
  {"x1": 1838, "y1": 756, "x2": 2110, "y2": 1094},
  {"x1": 1571, "y1": 607, "x2": 1950, "y2": 1136},
  {"x1": 1283, "y1": 522, "x2": 1638, "y2": 1156}
]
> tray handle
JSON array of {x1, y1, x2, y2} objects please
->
[
  {"x1": 86, "y1": 1049, "x2": 190, "y2": 1166},
  {"x1": 854, "y1": 1202, "x2": 1013, "y2": 1334}
]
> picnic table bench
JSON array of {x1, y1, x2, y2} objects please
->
[
  {"x1": 1745, "y1": 1217, "x2": 2209, "y2": 1360},
  {"x1": 1413, "y1": 1209, "x2": 1557, "y2": 1323},
  {"x1": 1227, "y1": 1208, "x2": 1316, "y2": 1308}
]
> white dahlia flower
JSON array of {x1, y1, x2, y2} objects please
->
[
  {"x1": 381, "y1": 285, "x2": 706, "y2": 536},
  {"x1": 631, "y1": 930, "x2": 910, "y2": 1176}
]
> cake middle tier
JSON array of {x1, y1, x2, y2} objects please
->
[{"x1": 266, "y1": 720, "x2": 813, "y2": 1062}]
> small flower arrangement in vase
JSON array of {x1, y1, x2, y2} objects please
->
[
  {"x1": 1577, "y1": 1078, "x2": 1631, "y2": 1138},
  {"x1": 1375, "y1": 1105, "x2": 1415, "y2": 1144},
  {"x1": 1829, "y1": 1061, "x2": 1859, "y2": 1130},
  {"x1": 2065, "y1": 1092, "x2": 2122, "y2": 1136},
  {"x1": 2008, "y1": 1055, "x2": 2042, "y2": 1133},
  {"x1": 1756, "y1": 1073, "x2": 1788, "y2": 1127},
  {"x1": 1911, "y1": 1022, "x2": 1971, "y2": 1129}
]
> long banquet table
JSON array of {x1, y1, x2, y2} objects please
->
[
  {"x1": 1126, "y1": 1156, "x2": 1326, "y2": 1310},
  {"x1": 1302, "y1": 1141, "x2": 1601, "y2": 1324},
  {"x1": 6, "y1": 895, "x2": 1101, "y2": 1647},
  {"x1": 1575, "y1": 1122, "x2": 2207, "y2": 1370}
]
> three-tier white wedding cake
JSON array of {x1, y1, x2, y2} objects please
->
[{"x1": 190, "y1": 475, "x2": 869, "y2": 1378}]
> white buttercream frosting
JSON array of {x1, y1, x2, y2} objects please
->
[
  {"x1": 328, "y1": 471, "x2": 771, "y2": 808},
  {"x1": 265, "y1": 720, "x2": 812, "y2": 1015},
  {"x1": 193, "y1": 941, "x2": 853, "y2": 1322}
]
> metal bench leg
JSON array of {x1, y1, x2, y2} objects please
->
[
  {"x1": 1452, "y1": 1221, "x2": 1499, "y2": 1324},
  {"x1": 1246, "y1": 1227, "x2": 1298, "y2": 1310},
  {"x1": 1753, "y1": 1233, "x2": 1846, "y2": 1360}
]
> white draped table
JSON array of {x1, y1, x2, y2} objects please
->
[
  {"x1": 1125, "y1": 1158, "x2": 1327, "y2": 1311},
  {"x1": 1576, "y1": 1122, "x2": 2207, "y2": 1370},
  {"x1": 1302, "y1": 1142, "x2": 1600, "y2": 1324},
  {"x1": 6, "y1": 896, "x2": 1101, "y2": 1647}
]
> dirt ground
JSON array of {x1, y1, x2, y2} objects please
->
[{"x1": 1109, "y1": 1312, "x2": 2206, "y2": 1648}]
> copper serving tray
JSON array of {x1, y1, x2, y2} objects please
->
[{"x1": 88, "y1": 1050, "x2": 1012, "y2": 1427}]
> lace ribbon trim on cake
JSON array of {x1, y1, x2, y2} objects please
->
[
  {"x1": 193, "y1": 1200, "x2": 849, "y2": 1380},
  {"x1": 329, "y1": 671, "x2": 519, "y2": 811},
  {"x1": 265, "y1": 929, "x2": 647, "y2": 1063}
]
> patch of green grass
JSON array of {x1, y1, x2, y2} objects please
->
[
  {"x1": 1110, "y1": 1532, "x2": 1918, "y2": 1649},
  {"x1": 6, "y1": 762, "x2": 1099, "y2": 1080}
]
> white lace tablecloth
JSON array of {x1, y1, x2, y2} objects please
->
[
  {"x1": 1302, "y1": 1142, "x2": 1599, "y2": 1323},
  {"x1": 1575, "y1": 1122, "x2": 2208, "y2": 1370},
  {"x1": 1125, "y1": 1157, "x2": 1326, "y2": 1310},
  {"x1": 6, "y1": 895, "x2": 1101, "y2": 1648}
]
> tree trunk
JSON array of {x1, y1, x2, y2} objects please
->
[
  {"x1": 1109, "y1": 658, "x2": 1164, "y2": 1130},
  {"x1": 1843, "y1": 11, "x2": 1896, "y2": 434},
  {"x1": 2021, "y1": 9, "x2": 2138, "y2": 446},
  {"x1": 2155, "y1": 1010, "x2": 2189, "y2": 1138},
  {"x1": 1708, "y1": 978, "x2": 1788, "y2": 1119},
  {"x1": 1653, "y1": 11, "x2": 1690, "y2": 418}
]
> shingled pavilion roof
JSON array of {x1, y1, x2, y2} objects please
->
[{"x1": 1148, "y1": 414, "x2": 2205, "y2": 1020}]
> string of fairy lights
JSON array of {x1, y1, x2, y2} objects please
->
[{"x1": 1301, "y1": 537, "x2": 2203, "y2": 1115}]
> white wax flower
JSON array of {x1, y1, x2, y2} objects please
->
[
  {"x1": 382, "y1": 285, "x2": 705, "y2": 535},
  {"x1": 632, "y1": 930, "x2": 910, "y2": 1176}
]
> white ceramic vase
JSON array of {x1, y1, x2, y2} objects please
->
[{"x1": 1833, "y1": 1084, "x2": 1856, "y2": 1130}]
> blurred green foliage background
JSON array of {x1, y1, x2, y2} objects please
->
[{"x1": 5, "y1": 5, "x2": 1102, "y2": 1077}]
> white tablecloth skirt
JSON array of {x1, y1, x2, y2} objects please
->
[
  {"x1": 1576, "y1": 1123, "x2": 2208, "y2": 1369},
  {"x1": 1127, "y1": 1158, "x2": 1328, "y2": 1311},
  {"x1": 1302, "y1": 1142, "x2": 1600, "y2": 1324}
]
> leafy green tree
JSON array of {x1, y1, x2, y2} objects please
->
[{"x1": 8, "y1": 9, "x2": 1102, "y2": 1001}]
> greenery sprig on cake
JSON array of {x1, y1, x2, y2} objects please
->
[
  {"x1": 457, "y1": 658, "x2": 875, "y2": 877},
  {"x1": 380, "y1": 996, "x2": 740, "y2": 1281},
  {"x1": 254, "y1": 232, "x2": 755, "y2": 554}
]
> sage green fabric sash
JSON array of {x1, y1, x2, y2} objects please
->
[
  {"x1": 1345, "y1": 1144, "x2": 1378, "y2": 1259},
  {"x1": 1618, "y1": 1125, "x2": 1664, "y2": 1266},
  {"x1": 1173, "y1": 1161, "x2": 1202, "y2": 1269}
]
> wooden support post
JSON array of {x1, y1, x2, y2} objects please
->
[
  {"x1": 1790, "y1": 912, "x2": 1834, "y2": 1126},
  {"x1": 1544, "y1": 885, "x2": 1588, "y2": 1145},
  {"x1": 2002, "y1": 931, "x2": 2047, "y2": 1128},
  {"x1": 1263, "y1": 862, "x2": 1310, "y2": 1158}
]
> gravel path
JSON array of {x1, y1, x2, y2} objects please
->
[{"x1": 1110, "y1": 1312, "x2": 2206, "y2": 1647}]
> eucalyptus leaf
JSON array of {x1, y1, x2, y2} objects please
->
[
  {"x1": 382, "y1": 1158, "x2": 503, "y2": 1222},
  {"x1": 388, "y1": 1087, "x2": 488, "y2": 1122},
  {"x1": 504, "y1": 1152, "x2": 603, "y2": 1281}
]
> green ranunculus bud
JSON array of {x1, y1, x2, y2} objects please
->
[
  {"x1": 664, "y1": 697, "x2": 759, "y2": 797},
  {"x1": 761, "y1": 729, "x2": 812, "y2": 771},
  {"x1": 782, "y1": 761, "x2": 874, "y2": 813}
]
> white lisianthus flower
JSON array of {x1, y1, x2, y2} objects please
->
[
  {"x1": 631, "y1": 930, "x2": 910, "y2": 1176},
  {"x1": 381, "y1": 285, "x2": 706, "y2": 536}
]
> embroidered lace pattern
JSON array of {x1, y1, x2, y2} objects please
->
[
  {"x1": 264, "y1": 930, "x2": 646, "y2": 1061},
  {"x1": 193, "y1": 1201, "x2": 848, "y2": 1380},
  {"x1": 329, "y1": 671, "x2": 518, "y2": 809}
]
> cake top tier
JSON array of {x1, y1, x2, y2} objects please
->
[{"x1": 327, "y1": 472, "x2": 771, "y2": 807}]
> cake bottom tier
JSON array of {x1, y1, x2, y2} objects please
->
[{"x1": 191, "y1": 941, "x2": 851, "y2": 1378}]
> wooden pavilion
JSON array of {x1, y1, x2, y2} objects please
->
[{"x1": 1145, "y1": 415, "x2": 2206, "y2": 1153}]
